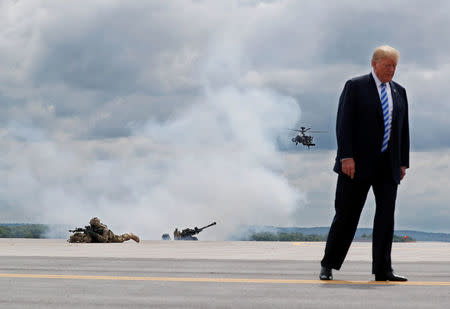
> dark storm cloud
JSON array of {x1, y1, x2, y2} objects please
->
[
  {"x1": 1, "y1": 0, "x2": 211, "y2": 139},
  {"x1": 32, "y1": 5, "x2": 194, "y2": 95},
  {"x1": 235, "y1": 1, "x2": 450, "y2": 150},
  {"x1": 2, "y1": 0, "x2": 448, "y2": 146},
  {"x1": 313, "y1": 1, "x2": 450, "y2": 67}
]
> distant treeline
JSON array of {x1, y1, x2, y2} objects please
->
[
  {"x1": 359, "y1": 233, "x2": 416, "y2": 242},
  {"x1": 247, "y1": 232, "x2": 325, "y2": 241},
  {"x1": 246, "y1": 231, "x2": 415, "y2": 242},
  {"x1": 233, "y1": 226, "x2": 450, "y2": 242},
  {"x1": 0, "y1": 224, "x2": 48, "y2": 238}
]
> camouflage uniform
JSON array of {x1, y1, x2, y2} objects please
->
[
  {"x1": 69, "y1": 217, "x2": 140, "y2": 243},
  {"x1": 69, "y1": 232, "x2": 92, "y2": 243},
  {"x1": 173, "y1": 228, "x2": 181, "y2": 240}
]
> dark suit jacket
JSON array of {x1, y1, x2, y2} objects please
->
[{"x1": 333, "y1": 73, "x2": 410, "y2": 184}]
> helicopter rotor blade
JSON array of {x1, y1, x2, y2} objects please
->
[{"x1": 308, "y1": 131, "x2": 327, "y2": 133}]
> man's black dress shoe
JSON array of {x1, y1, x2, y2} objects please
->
[
  {"x1": 375, "y1": 271, "x2": 408, "y2": 281},
  {"x1": 319, "y1": 266, "x2": 333, "y2": 280}
]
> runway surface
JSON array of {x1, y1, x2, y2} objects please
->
[{"x1": 0, "y1": 239, "x2": 449, "y2": 308}]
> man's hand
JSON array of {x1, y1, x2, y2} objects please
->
[
  {"x1": 400, "y1": 166, "x2": 407, "y2": 181},
  {"x1": 341, "y1": 158, "x2": 355, "y2": 179}
]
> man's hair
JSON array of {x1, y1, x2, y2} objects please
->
[{"x1": 372, "y1": 45, "x2": 400, "y2": 62}]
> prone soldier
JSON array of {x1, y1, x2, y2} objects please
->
[{"x1": 69, "y1": 217, "x2": 140, "y2": 243}]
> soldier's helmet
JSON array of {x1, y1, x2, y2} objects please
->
[{"x1": 90, "y1": 217, "x2": 101, "y2": 227}]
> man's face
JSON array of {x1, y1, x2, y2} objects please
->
[{"x1": 372, "y1": 56, "x2": 397, "y2": 83}]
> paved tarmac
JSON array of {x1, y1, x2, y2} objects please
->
[{"x1": 0, "y1": 239, "x2": 449, "y2": 308}]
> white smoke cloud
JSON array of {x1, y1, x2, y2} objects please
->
[
  {"x1": 129, "y1": 23, "x2": 304, "y2": 239},
  {"x1": 0, "y1": 6, "x2": 305, "y2": 239},
  {"x1": 135, "y1": 85, "x2": 303, "y2": 239},
  {"x1": 1, "y1": 86, "x2": 304, "y2": 240}
]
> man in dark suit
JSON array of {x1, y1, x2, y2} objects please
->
[{"x1": 320, "y1": 45, "x2": 410, "y2": 281}]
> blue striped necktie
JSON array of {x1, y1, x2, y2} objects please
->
[{"x1": 380, "y1": 83, "x2": 390, "y2": 152}]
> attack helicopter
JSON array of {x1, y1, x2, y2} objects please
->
[{"x1": 290, "y1": 127, "x2": 327, "y2": 148}]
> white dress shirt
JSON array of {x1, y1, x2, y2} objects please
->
[{"x1": 371, "y1": 69, "x2": 393, "y2": 142}]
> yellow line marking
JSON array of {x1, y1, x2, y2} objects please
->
[{"x1": 0, "y1": 274, "x2": 449, "y2": 286}]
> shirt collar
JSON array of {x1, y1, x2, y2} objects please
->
[{"x1": 371, "y1": 68, "x2": 384, "y2": 87}]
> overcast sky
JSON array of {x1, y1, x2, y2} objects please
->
[{"x1": 1, "y1": 0, "x2": 449, "y2": 239}]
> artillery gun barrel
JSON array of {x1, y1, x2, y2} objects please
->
[{"x1": 198, "y1": 222, "x2": 216, "y2": 231}]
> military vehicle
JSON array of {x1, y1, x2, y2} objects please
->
[
  {"x1": 290, "y1": 127, "x2": 327, "y2": 148},
  {"x1": 161, "y1": 233, "x2": 171, "y2": 240},
  {"x1": 173, "y1": 222, "x2": 216, "y2": 240}
]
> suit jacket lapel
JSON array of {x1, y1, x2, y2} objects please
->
[
  {"x1": 368, "y1": 73, "x2": 384, "y2": 127},
  {"x1": 389, "y1": 81, "x2": 399, "y2": 126}
]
